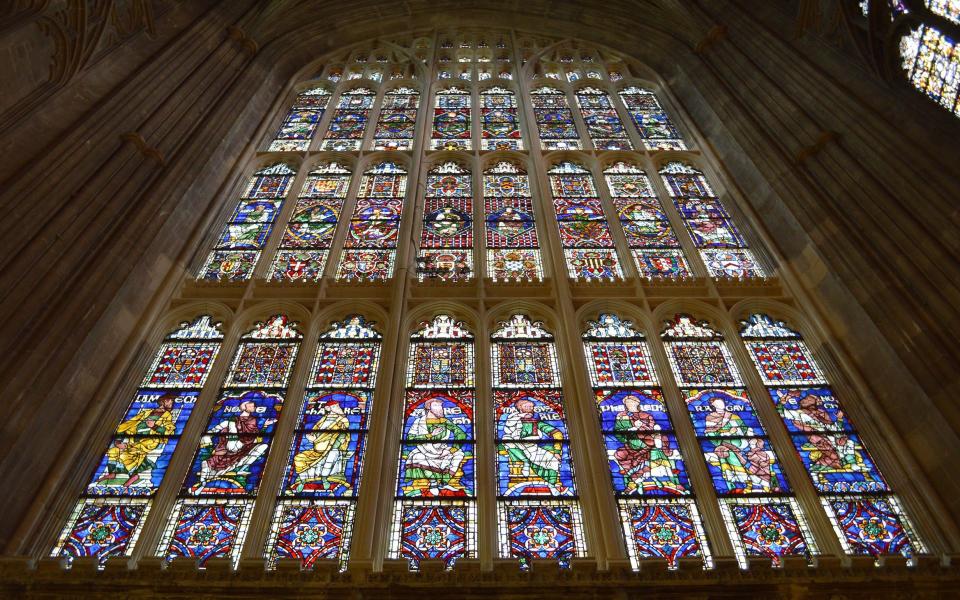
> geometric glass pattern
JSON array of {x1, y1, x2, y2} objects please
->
[
  {"x1": 157, "y1": 315, "x2": 302, "y2": 566},
  {"x1": 267, "y1": 315, "x2": 383, "y2": 569},
  {"x1": 431, "y1": 87, "x2": 472, "y2": 150},
  {"x1": 268, "y1": 162, "x2": 351, "y2": 282},
  {"x1": 268, "y1": 87, "x2": 331, "y2": 152},
  {"x1": 531, "y1": 86, "x2": 581, "y2": 150},
  {"x1": 574, "y1": 87, "x2": 632, "y2": 151},
  {"x1": 481, "y1": 86, "x2": 523, "y2": 150},
  {"x1": 372, "y1": 87, "x2": 420, "y2": 150},
  {"x1": 618, "y1": 498, "x2": 711, "y2": 569},
  {"x1": 719, "y1": 497, "x2": 815, "y2": 567},
  {"x1": 390, "y1": 315, "x2": 476, "y2": 568},
  {"x1": 604, "y1": 161, "x2": 691, "y2": 278},
  {"x1": 52, "y1": 315, "x2": 224, "y2": 565},
  {"x1": 660, "y1": 162, "x2": 763, "y2": 279},
  {"x1": 739, "y1": 313, "x2": 925, "y2": 560},
  {"x1": 483, "y1": 160, "x2": 543, "y2": 282},
  {"x1": 618, "y1": 86, "x2": 686, "y2": 151},
  {"x1": 198, "y1": 164, "x2": 296, "y2": 282},
  {"x1": 416, "y1": 161, "x2": 474, "y2": 282},
  {"x1": 492, "y1": 315, "x2": 585, "y2": 567},
  {"x1": 548, "y1": 161, "x2": 623, "y2": 281},
  {"x1": 335, "y1": 161, "x2": 407, "y2": 282},
  {"x1": 321, "y1": 87, "x2": 376, "y2": 151}
]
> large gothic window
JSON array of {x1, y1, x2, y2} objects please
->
[{"x1": 47, "y1": 30, "x2": 931, "y2": 574}]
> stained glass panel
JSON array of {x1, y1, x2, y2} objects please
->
[
  {"x1": 417, "y1": 162, "x2": 474, "y2": 281},
  {"x1": 481, "y1": 87, "x2": 523, "y2": 150},
  {"x1": 719, "y1": 498, "x2": 814, "y2": 567},
  {"x1": 484, "y1": 161, "x2": 543, "y2": 281},
  {"x1": 159, "y1": 499, "x2": 254, "y2": 567},
  {"x1": 431, "y1": 87, "x2": 472, "y2": 150},
  {"x1": 372, "y1": 87, "x2": 420, "y2": 150},
  {"x1": 823, "y1": 496, "x2": 924, "y2": 559},
  {"x1": 268, "y1": 88, "x2": 331, "y2": 151},
  {"x1": 618, "y1": 87, "x2": 686, "y2": 150},
  {"x1": 619, "y1": 499, "x2": 710, "y2": 568},
  {"x1": 498, "y1": 500, "x2": 584, "y2": 567},
  {"x1": 574, "y1": 87, "x2": 632, "y2": 150},
  {"x1": 900, "y1": 25, "x2": 960, "y2": 118},
  {"x1": 531, "y1": 86, "x2": 581, "y2": 150},
  {"x1": 321, "y1": 88, "x2": 376, "y2": 150}
]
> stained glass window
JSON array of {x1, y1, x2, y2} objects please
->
[
  {"x1": 268, "y1": 162, "x2": 350, "y2": 282},
  {"x1": 266, "y1": 315, "x2": 383, "y2": 569},
  {"x1": 156, "y1": 315, "x2": 301, "y2": 567},
  {"x1": 928, "y1": 0, "x2": 960, "y2": 23},
  {"x1": 604, "y1": 161, "x2": 691, "y2": 278},
  {"x1": 372, "y1": 87, "x2": 420, "y2": 151},
  {"x1": 581, "y1": 314, "x2": 710, "y2": 569},
  {"x1": 268, "y1": 88, "x2": 331, "y2": 151},
  {"x1": 389, "y1": 315, "x2": 477, "y2": 568},
  {"x1": 483, "y1": 161, "x2": 543, "y2": 282},
  {"x1": 335, "y1": 161, "x2": 407, "y2": 282},
  {"x1": 416, "y1": 162, "x2": 474, "y2": 282},
  {"x1": 618, "y1": 87, "x2": 686, "y2": 151},
  {"x1": 662, "y1": 315, "x2": 816, "y2": 567},
  {"x1": 431, "y1": 87, "x2": 472, "y2": 150},
  {"x1": 548, "y1": 161, "x2": 623, "y2": 281},
  {"x1": 492, "y1": 315, "x2": 585, "y2": 567},
  {"x1": 52, "y1": 316, "x2": 224, "y2": 566},
  {"x1": 321, "y1": 87, "x2": 376, "y2": 151},
  {"x1": 531, "y1": 86, "x2": 581, "y2": 150},
  {"x1": 199, "y1": 164, "x2": 297, "y2": 282},
  {"x1": 900, "y1": 25, "x2": 960, "y2": 118},
  {"x1": 481, "y1": 86, "x2": 523, "y2": 150},
  {"x1": 739, "y1": 314, "x2": 926, "y2": 562},
  {"x1": 660, "y1": 162, "x2": 764, "y2": 279},
  {"x1": 574, "y1": 87, "x2": 633, "y2": 150}
]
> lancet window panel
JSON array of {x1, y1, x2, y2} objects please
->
[
  {"x1": 390, "y1": 316, "x2": 477, "y2": 568},
  {"x1": 661, "y1": 315, "x2": 817, "y2": 567},
  {"x1": 51, "y1": 316, "x2": 225, "y2": 566},
  {"x1": 416, "y1": 162, "x2": 474, "y2": 282},
  {"x1": 268, "y1": 88, "x2": 332, "y2": 152},
  {"x1": 268, "y1": 162, "x2": 352, "y2": 283},
  {"x1": 581, "y1": 313, "x2": 711, "y2": 569},
  {"x1": 483, "y1": 161, "x2": 543, "y2": 282},
  {"x1": 900, "y1": 24, "x2": 960, "y2": 118},
  {"x1": 335, "y1": 162, "x2": 407, "y2": 282},
  {"x1": 265, "y1": 315, "x2": 384, "y2": 569},
  {"x1": 574, "y1": 87, "x2": 633, "y2": 151},
  {"x1": 618, "y1": 87, "x2": 687, "y2": 151},
  {"x1": 431, "y1": 87, "x2": 472, "y2": 150},
  {"x1": 738, "y1": 314, "x2": 926, "y2": 562},
  {"x1": 155, "y1": 315, "x2": 302, "y2": 567},
  {"x1": 492, "y1": 315, "x2": 585, "y2": 568},
  {"x1": 547, "y1": 161, "x2": 624, "y2": 281},
  {"x1": 531, "y1": 86, "x2": 582, "y2": 150},
  {"x1": 659, "y1": 162, "x2": 764, "y2": 279},
  {"x1": 372, "y1": 87, "x2": 420, "y2": 151},
  {"x1": 321, "y1": 88, "x2": 377, "y2": 151},
  {"x1": 199, "y1": 164, "x2": 297, "y2": 282},
  {"x1": 481, "y1": 87, "x2": 523, "y2": 150},
  {"x1": 603, "y1": 161, "x2": 691, "y2": 279}
]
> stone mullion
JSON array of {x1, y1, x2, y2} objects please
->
[
  {"x1": 318, "y1": 155, "x2": 366, "y2": 289},
  {"x1": 719, "y1": 322, "x2": 847, "y2": 559},
  {"x1": 590, "y1": 158, "x2": 640, "y2": 283},
  {"x1": 238, "y1": 323, "x2": 319, "y2": 561},
  {"x1": 564, "y1": 85, "x2": 593, "y2": 153},
  {"x1": 608, "y1": 83, "x2": 647, "y2": 155},
  {"x1": 474, "y1": 317, "x2": 495, "y2": 569},
  {"x1": 129, "y1": 324, "x2": 246, "y2": 562},
  {"x1": 359, "y1": 83, "x2": 386, "y2": 152},
  {"x1": 645, "y1": 333, "x2": 736, "y2": 560},
  {"x1": 250, "y1": 160, "x2": 313, "y2": 281}
]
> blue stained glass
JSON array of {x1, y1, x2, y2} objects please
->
[
  {"x1": 770, "y1": 388, "x2": 853, "y2": 433},
  {"x1": 183, "y1": 434, "x2": 271, "y2": 495},
  {"x1": 625, "y1": 502, "x2": 703, "y2": 567},
  {"x1": 700, "y1": 438, "x2": 790, "y2": 495},
  {"x1": 684, "y1": 389, "x2": 764, "y2": 438},
  {"x1": 505, "y1": 505, "x2": 576, "y2": 565},
  {"x1": 398, "y1": 504, "x2": 468, "y2": 565},
  {"x1": 164, "y1": 502, "x2": 248, "y2": 565},
  {"x1": 282, "y1": 431, "x2": 365, "y2": 497},
  {"x1": 595, "y1": 389, "x2": 672, "y2": 433},
  {"x1": 118, "y1": 390, "x2": 199, "y2": 436},
  {"x1": 604, "y1": 432, "x2": 689, "y2": 496},
  {"x1": 731, "y1": 502, "x2": 809, "y2": 564},
  {"x1": 217, "y1": 223, "x2": 271, "y2": 249},
  {"x1": 56, "y1": 500, "x2": 149, "y2": 564},
  {"x1": 494, "y1": 390, "x2": 568, "y2": 441},
  {"x1": 86, "y1": 437, "x2": 179, "y2": 496},
  {"x1": 402, "y1": 391, "x2": 474, "y2": 441},
  {"x1": 497, "y1": 442, "x2": 576, "y2": 497},
  {"x1": 792, "y1": 434, "x2": 888, "y2": 493},
  {"x1": 205, "y1": 390, "x2": 283, "y2": 435},
  {"x1": 230, "y1": 199, "x2": 283, "y2": 223},
  {"x1": 397, "y1": 443, "x2": 475, "y2": 497},
  {"x1": 271, "y1": 503, "x2": 348, "y2": 567},
  {"x1": 298, "y1": 390, "x2": 371, "y2": 432},
  {"x1": 829, "y1": 497, "x2": 916, "y2": 559}
]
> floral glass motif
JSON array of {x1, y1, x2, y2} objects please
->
[
  {"x1": 481, "y1": 87, "x2": 523, "y2": 150},
  {"x1": 336, "y1": 162, "x2": 407, "y2": 281},
  {"x1": 548, "y1": 161, "x2": 623, "y2": 281},
  {"x1": 417, "y1": 162, "x2": 474, "y2": 282},
  {"x1": 574, "y1": 87, "x2": 632, "y2": 150},
  {"x1": 604, "y1": 162, "x2": 691, "y2": 278},
  {"x1": 719, "y1": 498, "x2": 814, "y2": 567},
  {"x1": 268, "y1": 315, "x2": 383, "y2": 569},
  {"x1": 199, "y1": 164, "x2": 296, "y2": 282},
  {"x1": 431, "y1": 87, "x2": 472, "y2": 150},
  {"x1": 484, "y1": 161, "x2": 543, "y2": 282},
  {"x1": 157, "y1": 315, "x2": 301, "y2": 566},
  {"x1": 390, "y1": 316, "x2": 477, "y2": 568},
  {"x1": 269, "y1": 162, "x2": 351, "y2": 282},
  {"x1": 53, "y1": 316, "x2": 223, "y2": 565},
  {"x1": 739, "y1": 313, "x2": 925, "y2": 559},
  {"x1": 372, "y1": 87, "x2": 420, "y2": 150},
  {"x1": 321, "y1": 87, "x2": 376, "y2": 150},
  {"x1": 618, "y1": 87, "x2": 686, "y2": 150},
  {"x1": 660, "y1": 162, "x2": 763, "y2": 279},
  {"x1": 268, "y1": 88, "x2": 331, "y2": 151},
  {"x1": 582, "y1": 314, "x2": 708, "y2": 568},
  {"x1": 492, "y1": 315, "x2": 585, "y2": 566},
  {"x1": 531, "y1": 86, "x2": 581, "y2": 149},
  {"x1": 900, "y1": 25, "x2": 960, "y2": 118}
]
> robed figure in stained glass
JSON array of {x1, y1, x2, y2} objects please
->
[
  {"x1": 193, "y1": 399, "x2": 274, "y2": 492},
  {"x1": 610, "y1": 395, "x2": 683, "y2": 494},
  {"x1": 94, "y1": 393, "x2": 178, "y2": 491},
  {"x1": 290, "y1": 400, "x2": 352, "y2": 493},
  {"x1": 501, "y1": 398, "x2": 564, "y2": 491},
  {"x1": 403, "y1": 398, "x2": 469, "y2": 493},
  {"x1": 706, "y1": 438, "x2": 776, "y2": 493}
]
